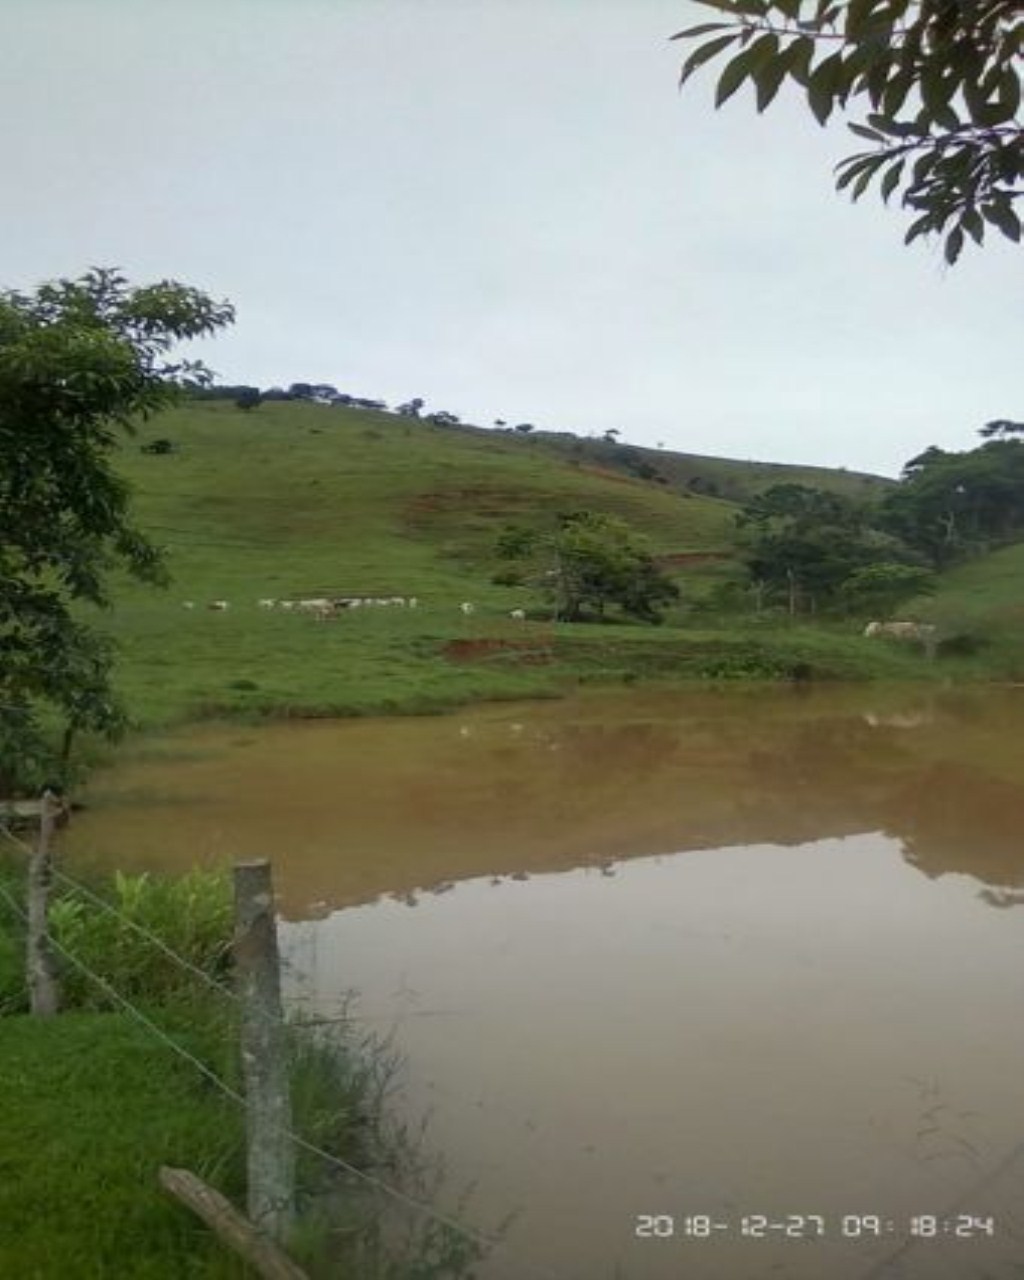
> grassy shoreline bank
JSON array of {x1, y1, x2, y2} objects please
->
[{"x1": 0, "y1": 862, "x2": 485, "y2": 1279}]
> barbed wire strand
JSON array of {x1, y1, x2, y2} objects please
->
[
  {"x1": 9, "y1": 828, "x2": 246, "y2": 1005},
  {"x1": 0, "y1": 822, "x2": 444, "y2": 1030},
  {"x1": 0, "y1": 821, "x2": 244, "y2": 997},
  {"x1": 0, "y1": 877, "x2": 560, "y2": 1280}
]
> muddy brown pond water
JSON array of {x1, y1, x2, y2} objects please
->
[{"x1": 63, "y1": 685, "x2": 1024, "y2": 1279}]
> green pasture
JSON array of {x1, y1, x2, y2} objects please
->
[
  {"x1": 75, "y1": 398, "x2": 1015, "y2": 738},
  {"x1": 0, "y1": 1012, "x2": 246, "y2": 1279}
]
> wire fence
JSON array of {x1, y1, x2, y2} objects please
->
[{"x1": 0, "y1": 823, "x2": 562, "y2": 1280}]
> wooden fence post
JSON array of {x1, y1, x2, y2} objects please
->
[
  {"x1": 233, "y1": 860, "x2": 295, "y2": 1242},
  {"x1": 159, "y1": 1167, "x2": 309, "y2": 1280},
  {"x1": 26, "y1": 789, "x2": 60, "y2": 1016}
]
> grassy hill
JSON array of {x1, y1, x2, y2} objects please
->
[
  {"x1": 522, "y1": 428, "x2": 894, "y2": 505},
  {"x1": 78, "y1": 398, "x2": 1005, "y2": 739},
  {"x1": 910, "y1": 542, "x2": 1024, "y2": 675}
]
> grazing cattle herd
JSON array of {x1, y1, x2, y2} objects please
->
[
  {"x1": 186, "y1": 595, "x2": 492, "y2": 619},
  {"x1": 182, "y1": 600, "x2": 938, "y2": 650}
]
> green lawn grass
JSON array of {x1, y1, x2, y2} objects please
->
[
  {"x1": 909, "y1": 542, "x2": 1024, "y2": 680},
  {"x1": 0, "y1": 1012, "x2": 246, "y2": 1279}
]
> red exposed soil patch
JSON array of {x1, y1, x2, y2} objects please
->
[{"x1": 443, "y1": 637, "x2": 554, "y2": 665}]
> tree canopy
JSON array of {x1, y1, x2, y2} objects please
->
[
  {"x1": 0, "y1": 268, "x2": 234, "y2": 791},
  {"x1": 672, "y1": 0, "x2": 1023, "y2": 262},
  {"x1": 495, "y1": 510, "x2": 680, "y2": 623},
  {"x1": 880, "y1": 435, "x2": 1024, "y2": 561},
  {"x1": 732, "y1": 481, "x2": 935, "y2": 612}
]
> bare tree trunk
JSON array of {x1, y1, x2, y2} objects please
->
[
  {"x1": 27, "y1": 789, "x2": 60, "y2": 1017},
  {"x1": 233, "y1": 860, "x2": 295, "y2": 1242}
]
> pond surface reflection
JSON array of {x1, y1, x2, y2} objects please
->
[{"x1": 64, "y1": 685, "x2": 1024, "y2": 1277}]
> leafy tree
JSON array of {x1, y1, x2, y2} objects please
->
[
  {"x1": 514, "y1": 423, "x2": 535, "y2": 434},
  {"x1": 881, "y1": 437, "x2": 1024, "y2": 563},
  {"x1": 0, "y1": 268, "x2": 233, "y2": 790},
  {"x1": 736, "y1": 483, "x2": 886, "y2": 612},
  {"x1": 496, "y1": 511, "x2": 680, "y2": 623},
  {"x1": 838, "y1": 561, "x2": 937, "y2": 614},
  {"x1": 672, "y1": 0, "x2": 1023, "y2": 262},
  {"x1": 397, "y1": 398, "x2": 425, "y2": 417},
  {"x1": 234, "y1": 386, "x2": 262, "y2": 411},
  {"x1": 979, "y1": 418, "x2": 1024, "y2": 438}
]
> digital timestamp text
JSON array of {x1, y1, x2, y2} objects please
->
[{"x1": 634, "y1": 1213, "x2": 996, "y2": 1241}]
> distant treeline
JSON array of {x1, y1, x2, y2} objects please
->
[{"x1": 190, "y1": 382, "x2": 537, "y2": 433}]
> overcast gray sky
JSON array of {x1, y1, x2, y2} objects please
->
[{"x1": 4, "y1": 0, "x2": 1020, "y2": 476}]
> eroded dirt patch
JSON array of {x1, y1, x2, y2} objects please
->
[{"x1": 442, "y1": 636, "x2": 554, "y2": 665}]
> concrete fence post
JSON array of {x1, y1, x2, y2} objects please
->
[
  {"x1": 26, "y1": 789, "x2": 60, "y2": 1016},
  {"x1": 233, "y1": 859, "x2": 295, "y2": 1241}
]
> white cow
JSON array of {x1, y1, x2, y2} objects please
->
[
  {"x1": 459, "y1": 601, "x2": 475, "y2": 615},
  {"x1": 864, "y1": 620, "x2": 938, "y2": 657},
  {"x1": 257, "y1": 598, "x2": 277, "y2": 609},
  {"x1": 278, "y1": 600, "x2": 296, "y2": 611},
  {"x1": 408, "y1": 597, "x2": 418, "y2": 610},
  {"x1": 509, "y1": 608, "x2": 526, "y2": 621},
  {"x1": 182, "y1": 601, "x2": 195, "y2": 610},
  {"x1": 207, "y1": 600, "x2": 230, "y2": 611},
  {"x1": 864, "y1": 620, "x2": 936, "y2": 641}
]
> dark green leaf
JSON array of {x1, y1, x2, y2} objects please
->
[
  {"x1": 848, "y1": 122, "x2": 885, "y2": 141},
  {"x1": 920, "y1": 64, "x2": 957, "y2": 116},
  {"x1": 975, "y1": 96, "x2": 1019, "y2": 127},
  {"x1": 845, "y1": 0, "x2": 879, "y2": 39},
  {"x1": 807, "y1": 52, "x2": 844, "y2": 124},
  {"x1": 881, "y1": 68, "x2": 915, "y2": 116},
  {"x1": 962, "y1": 206, "x2": 985, "y2": 244},
  {"x1": 714, "y1": 42, "x2": 770, "y2": 107},
  {"x1": 999, "y1": 65, "x2": 1021, "y2": 119},
  {"x1": 836, "y1": 153, "x2": 881, "y2": 189},
  {"x1": 929, "y1": 103, "x2": 961, "y2": 130},
  {"x1": 943, "y1": 226, "x2": 964, "y2": 264},
  {"x1": 670, "y1": 22, "x2": 734, "y2": 40},
  {"x1": 678, "y1": 33, "x2": 741, "y2": 88},
  {"x1": 910, "y1": 150, "x2": 939, "y2": 187},
  {"x1": 785, "y1": 35, "x2": 815, "y2": 86},
  {"x1": 880, "y1": 157, "x2": 906, "y2": 202},
  {"x1": 982, "y1": 201, "x2": 1022, "y2": 242},
  {"x1": 753, "y1": 46, "x2": 791, "y2": 110},
  {"x1": 850, "y1": 155, "x2": 886, "y2": 200},
  {"x1": 904, "y1": 212, "x2": 934, "y2": 243}
]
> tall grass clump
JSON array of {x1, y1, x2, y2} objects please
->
[{"x1": 46, "y1": 867, "x2": 232, "y2": 1009}]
